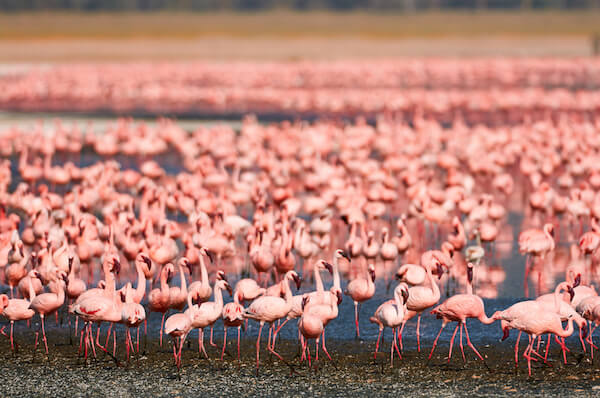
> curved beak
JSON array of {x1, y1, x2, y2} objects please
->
[
  {"x1": 574, "y1": 274, "x2": 581, "y2": 288},
  {"x1": 292, "y1": 274, "x2": 302, "y2": 290},
  {"x1": 205, "y1": 250, "x2": 214, "y2": 264},
  {"x1": 225, "y1": 282, "x2": 233, "y2": 297},
  {"x1": 369, "y1": 268, "x2": 376, "y2": 282},
  {"x1": 336, "y1": 290, "x2": 343, "y2": 305},
  {"x1": 394, "y1": 272, "x2": 402, "y2": 280},
  {"x1": 340, "y1": 251, "x2": 351, "y2": 262},
  {"x1": 401, "y1": 288, "x2": 409, "y2": 303},
  {"x1": 68, "y1": 256, "x2": 74, "y2": 272},
  {"x1": 568, "y1": 286, "x2": 575, "y2": 302},
  {"x1": 301, "y1": 296, "x2": 309, "y2": 310},
  {"x1": 323, "y1": 262, "x2": 333, "y2": 275},
  {"x1": 112, "y1": 258, "x2": 121, "y2": 275},
  {"x1": 467, "y1": 266, "x2": 473, "y2": 284},
  {"x1": 219, "y1": 272, "x2": 228, "y2": 283},
  {"x1": 436, "y1": 262, "x2": 444, "y2": 279},
  {"x1": 142, "y1": 255, "x2": 152, "y2": 268}
]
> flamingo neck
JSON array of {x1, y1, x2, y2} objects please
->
[
  {"x1": 332, "y1": 256, "x2": 341, "y2": 291},
  {"x1": 178, "y1": 264, "x2": 187, "y2": 292},
  {"x1": 199, "y1": 254, "x2": 209, "y2": 289},
  {"x1": 214, "y1": 285, "x2": 224, "y2": 309},
  {"x1": 134, "y1": 261, "x2": 146, "y2": 302},
  {"x1": 314, "y1": 265, "x2": 324, "y2": 293}
]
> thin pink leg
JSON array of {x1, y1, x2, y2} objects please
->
[
  {"x1": 416, "y1": 314, "x2": 422, "y2": 352},
  {"x1": 321, "y1": 331, "x2": 333, "y2": 361},
  {"x1": 514, "y1": 331, "x2": 522, "y2": 368},
  {"x1": 459, "y1": 323, "x2": 466, "y2": 362},
  {"x1": 159, "y1": 312, "x2": 166, "y2": 347},
  {"x1": 374, "y1": 327, "x2": 383, "y2": 359},
  {"x1": 237, "y1": 326, "x2": 241, "y2": 360},
  {"x1": 447, "y1": 324, "x2": 459, "y2": 363},
  {"x1": 256, "y1": 323, "x2": 263, "y2": 374},
  {"x1": 221, "y1": 327, "x2": 227, "y2": 360},
  {"x1": 41, "y1": 315, "x2": 48, "y2": 354},
  {"x1": 429, "y1": 323, "x2": 446, "y2": 360},
  {"x1": 463, "y1": 322, "x2": 484, "y2": 361},
  {"x1": 354, "y1": 301, "x2": 360, "y2": 338}
]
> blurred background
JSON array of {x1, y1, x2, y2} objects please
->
[{"x1": 0, "y1": 0, "x2": 598, "y2": 61}]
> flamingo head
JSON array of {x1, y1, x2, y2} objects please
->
[
  {"x1": 567, "y1": 285, "x2": 575, "y2": 302},
  {"x1": 435, "y1": 261, "x2": 444, "y2": 280},
  {"x1": 179, "y1": 257, "x2": 190, "y2": 272},
  {"x1": 216, "y1": 270, "x2": 228, "y2": 282},
  {"x1": 333, "y1": 288, "x2": 343, "y2": 305},
  {"x1": 223, "y1": 281, "x2": 233, "y2": 297},
  {"x1": 301, "y1": 295, "x2": 309, "y2": 310},
  {"x1": 368, "y1": 264, "x2": 376, "y2": 282},
  {"x1": 340, "y1": 214, "x2": 349, "y2": 225},
  {"x1": 165, "y1": 264, "x2": 175, "y2": 283},
  {"x1": 140, "y1": 253, "x2": 152, "y2": 269},
  {"x1": 68, "y1": 256, "x2": 74, "y2": 272},
  {"x1": 111, "y1": 258, "x2": 121, "y2": 275},
  {"x1": 399, "y1": 284, "x2": 409, "y2": 303},
  {"x1": 321, "y1": 260, "x2": 333, "y2": 275},
  {"x1": 336, "y1": 249, "x2": 351, "y2": 262},
  {"x1": 467, "y1": 265, "x2": 473, "y2": 284},
  {"x1": 574, "y1": 274, "x2": 581, "y2": 288}
]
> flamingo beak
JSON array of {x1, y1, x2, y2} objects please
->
[
  {"x1": 324, "y1": 262, "x2": 333, "y2": 274},
  {"x1": 394, "y1": 272, "x2": 402, "y2": 280},
  {"x1": 113, "y1": 258, "x2": 121, "y2": 274},
  {"x1": 501, "y1": 327, "x2": 510, "y2": 341},
  {"x1": 293, "y1": 274, "x2": 302, "y2": 290},
  {"x1": 369, "y1": 268, "x2": 376, "y2": 282},
  {"x1": 401, "y1": 289, "x2": 409, "y2": 302},
  {"x1": 336, "y1": 290, "x2": 343, "y2": 305},
  {"x1": 467, "y1": 267, "x2": 473, "y2": 283},
  {"x1": 574, "y1": 274, "x2": 581, "y2": 288},
  {"x1": 142, "y1": 255, "x2": 151, "y2": 268},
  {"x1": 340, "y1": 214, "x2": 349, "y2": 225},
  {"x1": 219, "y1": 272, "x2": 228, "y2": 283},
  {"x1": 226, "y1": 283, "x2": 233, "y2": 297},
  {"x1": 436, "y1": 262, "x2": 444, "y2": 279},
  {"x1": 340, "y1": 251, "x2": 351, "y2": 262},
  {"x1": 205, "y1": 250, "x2": 214, "y2": 264},
  {"x1": 568, "y1": 286, "x2": 575, "y2": 302},
  {"x1": 68, "y1": 256, "x2": 74, "y2": 272},
  {"x1": 302, "y1": 296, "x2": 309, "y2": 310}
]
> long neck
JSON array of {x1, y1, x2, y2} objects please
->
[
  {"x1": 134, "y1": 261, "x2": 146, "y2": 302},
  {"x1": 56, "y1": 283, "x2": 65, "y2": 305},
  {"x1": 544, "y1": 226, "x2": 555, "y2": 251},
  {"x1": 282, "y1": 277, "x2": 293, "y2": 303},
  {"x1": 199, "y1": 254, "x2": 209, "y2": 288},
  {"x1": 213, "y1": 285, "x2": 224, "y2": 310},
  {"x1": 554, "y1": 282, "x2": 568, "y2": 312},
  {"x1": 314, "y1": 265, "x2": 324, "y2": 293},
  {"x1": 425, "y1": 264, "x2": 440, "y2": 300},
  {"x1": 332, "y1": 256, "x2": 341, "y2": 291},
  {"x1": 178, "y1": 264, "x2": 187, "y2": 293},
  {"x1": 160, "y1": 268, "x2": 169, "y2": 294},
  {"x1": 556, "y1": 317, "x2": 575, "y2": 338},
  {"x1": 28, "y1": 277, "x2": 36, "y2": 301}
]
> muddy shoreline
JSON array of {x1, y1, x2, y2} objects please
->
[{"x1": 1, "y1": 324, "x2": 600, "y2": 398}]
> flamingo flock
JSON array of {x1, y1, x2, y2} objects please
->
[{"x1": 1, "y1": 59, "x2": 600, "y2": 378}]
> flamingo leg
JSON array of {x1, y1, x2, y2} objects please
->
[
  {"x1": 428, "y1": 322, "x2": 446, "y2": 360},
  {"x1": 393, "y1": 327, "x2": 402, "y2": 359},
  {"x1": 447, "y1": 323, "x2": 459, "y2": 363},
  {"x1": 321, "y1": 330, "x2": 333, "y2": 361},
  {"x1": 514, "y1": 331, "x2": 522, "y2": 368},
  {"x1": 390, "y1": 328, "x2": 395, "y2": 367},
  {"x1": 221, "y1": 326, "x2": 227, "y2": 360},
  {"x1": 374, "y1": 327, "x2": 383, "y2": 359},
  {"x1": 416, "y1": 314, "x2": 422, "y2": 352},
  {"x1": 272, "y1": 318, "x2": 289, "y2": 350},
  {"x1": 525, "y1": 335, "x2": 533, "y2": 377},
  {"x1": 256, "y1": 323, "x2": 263, "y2": 374},
  {"x1": 315, "y1": 336, "x2": 319, "y2": 363},
  {"x1": 237, "y1": 326, "x2": 241, "y2": 360},
  {"x1": 459, "y1": 323, "x2": 466, "y2": 363},
  {"x1": 398, "y1": 321, "x2": 405, "y2": 351},
  {"x1": 209, "y1": 325, "x2": 217, "y2": 347},
  {"x1": 159, "y1": 312, "x2": 166, "y2": 347},
  {"x1": 354, "y1": 301, "x2": 360, "y2": 339},
  {"x1": 199, "y1": 329, "x2": 208, "y2": 359},
  {"x1": 463, "y1": 322, "x2": 484, "y2": 361},
  {"x1": 41, "y1": 315, "x2": 48, "y2": 354}
]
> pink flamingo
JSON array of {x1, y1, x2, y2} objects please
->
[
  {"x1": 519, "y1": 223, "x2": 555, "y2": 297},
  {"x1": 148, "y1": 263, "x2": 174, "y2": 346},
  {"x1": 243, "y1": 270, "x2": 301, "y2": 375},
  {"x1": 370, "y1": 283, "x2": 409, "y2": 367},
  {"x1": 2, "y1": 270, "x2": 38, "y2": 351},
  {"x1": 345, "y1": 263, "x2": 376, "y2": 338},
  {"x1": 30, "y1": 271, "x2": 67, "y2": 354},
  {"x1": 428, "y1": 262, "x2": 495, "y2": 365}
]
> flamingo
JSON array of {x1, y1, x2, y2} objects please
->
[
  {"x1": 345, "y1": 263, "x2": 376, "y2": 338},
  {"x1": 243, "y1": 270, "x2": 301, "y2": 375}
]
